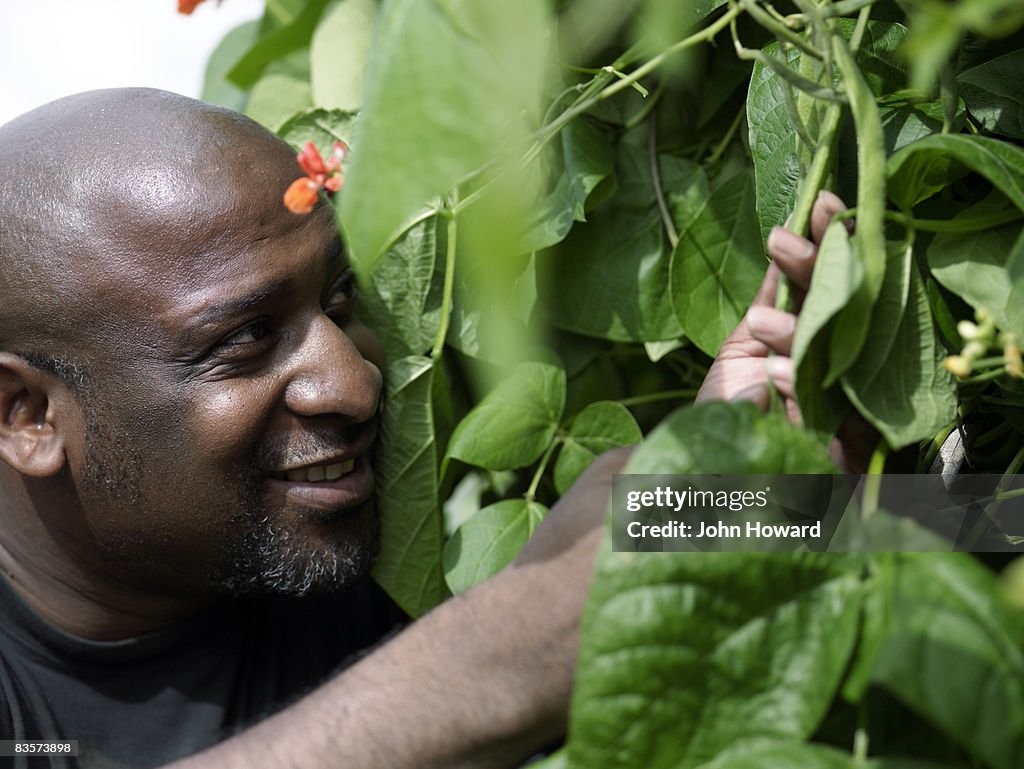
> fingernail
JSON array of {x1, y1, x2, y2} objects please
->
[
  {"x1": 768, "y1": 227, "x2": 814, "y2": 261},
  {"x1": 817, "y1": 189, "x2": 848, "y2": 213},
  {"x1": 746, "y1": 305, "x2": 770, "y2": 336}
]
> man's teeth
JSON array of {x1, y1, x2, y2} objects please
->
[{"x1": 284, "y1": 459, "x2": 355, "y2": 483}]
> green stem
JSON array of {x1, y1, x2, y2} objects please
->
[
  {"x1": 734, "y1": 46, "x2": 847, "y2": 102},
  {"x1": 705, "y1": 104, "x2": 747, "y2": 166},
  {"x1": 618, "y1": 389, "x2": 698, "y2": 407},
  {"x1": 737, "y1": 0, "x2": 824, "y2": 59},
  {"x1": 431, "y1": 206, "x2": 458, "y2": 360},
  {"x1": 886, "y1": 208, "x2": 1024, "y2": 233},
  {"x1": 862, "y1": 441, "x2": 889, "y2": 520},
  {"x1": 526, "y1": 436, "x2": 562, "y2": 501},
  {"x1": 532, "y1": 3, "x2": 744, "y2": 153},
  {"x1": 648, "y1": 113, "x2": 679, "y2": 249}
]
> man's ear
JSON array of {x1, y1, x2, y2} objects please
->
[{"x1": 0, "y1": 353, "x2": 69, "y2": 477}]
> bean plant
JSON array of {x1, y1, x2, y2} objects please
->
[{"x1": 198, "y1": 0, "x2": 1024, "y2": 765}]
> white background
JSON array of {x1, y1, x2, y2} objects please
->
[{"x1": 0, "y1": 0, "x2": 264, "y2": 126}]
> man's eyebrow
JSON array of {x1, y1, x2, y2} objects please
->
[{"x1": 191, "y1": 279, "x2": 291, "y2": 329}]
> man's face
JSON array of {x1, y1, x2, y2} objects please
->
[{"x1": 58, "y1": 132, "x2": 384, "y2": 598}]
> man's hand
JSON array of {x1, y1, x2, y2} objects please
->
[{"x1": 695, "y1": 190, "x2": 849, "y2": 413}]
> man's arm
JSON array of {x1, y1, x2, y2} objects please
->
[
  {"x1": 167, "y1": 193, "x2": 848, "y2": 769},
  {"x1": 166, "y1": 449, "x2": 628, "y2": 769}
]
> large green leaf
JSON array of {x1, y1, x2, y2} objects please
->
[
  {"x1": 310, "y1": 0, "x2": 377, "y2": 111},
  {"x1": 693, "y1": 742, "x2": 859, "y2": 769},
  {"x1": 868, "y1": 554, "x2": 1024, "y2": 769},
  {"x1": 244, "y1": 48, "x2": 314, "y2": 131},
  {"x1": 624, "y1": 400, "x2": 837, "y2": 476},
  {"x1": 540, "y1": 130, "x2": 694, "y2": 342},
  {"x1": 747, "y1": 22, "x2": 909, "y2": 244},
  {"x1": 228, "y1": 0, "x2": 332, "y2": 89},
  {"x1": 201, "y1": 21, "x2": 260, "y2": 112},
  {"x1": 277, "y1": 107, "x2": 358, "y2": 150},
  {"x1": 887, "y1": 133, "x2": 1024, "y2": 211},
  {"x1": 566, "y1": 549, "x2": 863, "y2": 769},
  {"x1": 746, "y1": 42, "x2": 802, "y2": 246},
  {"x1": 958, "y1": 49, "x2": 1024, "y2": 138},
  {"x1": 445, "y1": 361, "x2": 566, "y2": 471},
  {"x1": 443, "y1": 498, "x2": 547, "y2": 593},
  {"x1": 340, "y1": 0, "x2": 550, "y2": 267},
  {"x1": 553, "y1": 401, "x2": 642, "y2": 495},
  {"x1": 357, "y1": 214, "x2": 445, "y2": 362},
  {"x1": 842, "y1": 245, "x2": 957, "y2": 449},
  {"x1": 372, "y1": 355, "x2": 449, "y2": 616},
  {"x1": 928, "y1": 214, "x2": 1021, "y2": 328},
  {"x1": 669, "y1": 166, "x2": 765, "y2": 357}
]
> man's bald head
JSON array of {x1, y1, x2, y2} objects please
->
[
  {"x1": 0, "y1": 88, "x2": 303, "y2": 375},
  {"x1": 0, "y1": 89, "x2": 383, "y2": 610}
]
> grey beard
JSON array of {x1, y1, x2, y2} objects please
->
[{"x1": 219, "y1": 497, "x2": 379, "y2": 596}]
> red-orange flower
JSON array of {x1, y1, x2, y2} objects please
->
[
  {"x1": 283, "y1": 178, "x2": 321, "y2": 216},
  {"x1": 178, "y1": 0, "x2": 208, "y2": 14},
  {"x1": 283, "y1": 140, "x2": 348, "y2": 215}
]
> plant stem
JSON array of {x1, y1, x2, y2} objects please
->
[
  {"x1": 886, "y1": 208, "x2": 1024, "y2": 233},
  {"x1": 737, "y1": 0, "x2": 823, "y2": 59},
  {"x1": 706, "y1": 104, "x2": 747, "y2": 166},
  {"x1": 648, "y1": 113, "x2": 679, "y2": 249},
  {"x1": 431, "y1": 205, "x2": 458, "y2": 360},
  {"x1": 526, "y1": 437, "x2": 562, "y2": 501},
  {"x1": 618, "y1": 389, "x2": 698, "y2": 407},
  {"x1": 862, "y1": 440, "x2": 889, "y2": 520}
]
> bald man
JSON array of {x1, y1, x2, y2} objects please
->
[{"x1": 0, "y1": 89, "x2": 842, "y2": 769}]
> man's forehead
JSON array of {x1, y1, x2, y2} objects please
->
[{"x1": 74, "y1": 203, "x2": 343, "y2": 340}]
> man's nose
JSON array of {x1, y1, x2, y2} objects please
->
[{"x1": 284, "y1": 315, "x2": 382, "y2": 423}]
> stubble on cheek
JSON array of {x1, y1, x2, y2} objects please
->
[{"x1": 213, "y1": 445, "x2": 381, "y2": 597}]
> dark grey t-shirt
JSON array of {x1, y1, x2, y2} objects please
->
[{"x1": 0, "y1": 576, "x2": 404, "y2": 769}]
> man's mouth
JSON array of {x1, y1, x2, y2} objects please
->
[{"x1": 272, "y1": 459, "x2": 357, "y2": 483}]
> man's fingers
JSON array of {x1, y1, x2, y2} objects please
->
[
  {"x1": 745, "y1": 305, "x2": 796, "y2": 356},
  {"x1": 749, "y1": 260, "x2": 782, "y2": 308},
  {"x1": 810, "y1": 190, "x2": 850, "y2": 243},
  {"x1": 764, "y1": 356, "x2": 794, "y2": 399},
  {"x1": 766, "y1": 227, "x2": 815, "y2": 290}
]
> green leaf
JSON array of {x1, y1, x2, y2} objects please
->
[
  {"x1": 311, "y1": 0, "x2": 377, "y2": 111},
  {"x1": 540, "y1": 130, "x2": 694, "y2": 342},
  {"x1": 746, "y1": 41, "x2": 801, "y2": 246},
  {"x1": 277, "y1": 107, "x2": 358, "y2": 150},
  {"x1": 842, "y1": 245, "x2": 957, "y2": 449},
  {"x1": 792, "y1": 220, "x2": 861, "y2": 436},
  {"x1": 244, "y1": 48, "x2": 315, "y2": 132},
  {"x1": 887, "y1": 133, "x2": 1024, "y2": 212},
  {"x1": 627, "y1": 400, "x2": 837, "y2": 475},
  {"x1": 371, "y1": 355, "x2": 449, "y2": 616},
  {"x1": 553, "y1": 401, "x2": 642, "y2": 495},
  {"x1": 669, "y1": 166, "x2": 765, "y2": 357},
  {"x1": 341, "y1": 0, "x2": 550, "y2": 267},
  {"x1": 443, "y1": 498, "x2": 547, "y2": 593},
  {"x1": 958, "y1": 49, "x2": 1024, "y2": 138},
  {"x1": 692, "y1": 741, "x2": 859, "y2": 769},
  {"x1": 876, "y1": 95, "x2": 963, "y2": 154},
  {"x1": 201, "y1": 21, "x2": 261, "y2": 112},
  {"x1": 358, "y1": 214, "x2": 445, "y2": 362},
  {"x1": 445, "y1": 361, "x2": 566, "y2": 471},
  {"x1": 562, "y1": 116, "x2": 616, "y2": 222},
  {"x1": 868, "y1": 554, "x2": 1024, "y2": 769},
  {"x1": 227, "y1": 0, "x2": 332, "y2": 89},
  {"x1": 928, "y1": 214, "x2": 1021, "y2": 329},
  {"x1": 566, "y1": 549, "x2": 863, "y2": 769}
]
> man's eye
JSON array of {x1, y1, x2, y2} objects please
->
[
  {"x1": 220, "y1": 319, "x2": 273, "y2": 347},
  {"x1": 325, "y1": 269, "x2": 358, "y2": 317}
]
